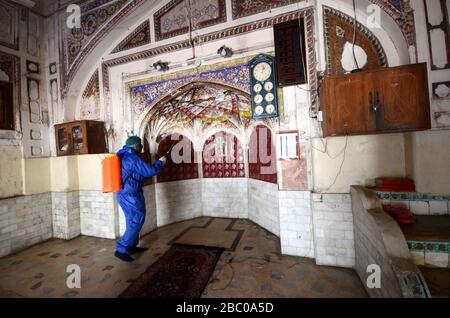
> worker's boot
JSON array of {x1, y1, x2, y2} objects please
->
[{"x1": 114, "y1": 251, "x2": 134, "y2": 262}]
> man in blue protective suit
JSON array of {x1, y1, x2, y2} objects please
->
[{"x1": 114, "y1": 136, "x2": 166, "y2": 262}]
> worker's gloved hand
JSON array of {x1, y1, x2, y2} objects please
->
[{"x1": 158, "y1": 156, "x2": 167, "y2": 164}]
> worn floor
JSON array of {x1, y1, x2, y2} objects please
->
[
  {"x1": 419, "y1": 267, "x2": 450, "y2": 298},
  {"x1": 0, "y1": 217, "x2": 367, "y2": 298}
]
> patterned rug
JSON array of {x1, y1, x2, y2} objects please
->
[{"x1": 119, "y1": 244, "x2": 223, "y2": 298}]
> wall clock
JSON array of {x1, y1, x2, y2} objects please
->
[{"x1": 249, "y1": 54, "x2": 279, "y2": 119}]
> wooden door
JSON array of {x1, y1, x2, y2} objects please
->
[
  {"x1": 375, "y1": 63, "x2": 430, "y2": 131},
  {"x1": 322, "y1": 72, "x2": 375, "y2": 136}
]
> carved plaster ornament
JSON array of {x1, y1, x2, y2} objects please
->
[
  {"x1": 435, "y1": 84, "x2": 450, "y2": 98},
  {"x1": 336, "y1": 25, "x2": 345, "y2": 38}
]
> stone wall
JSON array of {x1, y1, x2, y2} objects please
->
[
  {"x1": 155, "y1": 179, "x2": 202, "y2": 227},
  {"x1": 351, "y1": 186, "x2": 430, "y2": 298},
  {"x1": 0, "y1": 181, "x2": 378, "y2": 275},
  {"x1": 79, "y1": 190, "x2": 116, "y2": 239},
  {"x1": 141, "y1": 185, "x2": 157, "y2": 236},
  {"x1": 279, "y1": 190, "x2": 314, "y2": 258},
  {"x1": 248, "y1": 178, "x2": 279, "y2": 236},
  {"x1": 0, "y1": 193, "x2": 52, "y2": 258},
  {"x1": 52, "y1": 191, "x2": 81, "y2": 240},
  {"x1": 202, "y1": 178, "x2": 248, "y2": 220},
  {"x1": 312, "y1": 193, "x2": 355, "y2": 267}
]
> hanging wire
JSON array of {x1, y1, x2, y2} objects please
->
[{"x1": 324, "y1": 134, "x2": 349, "y2": 191}]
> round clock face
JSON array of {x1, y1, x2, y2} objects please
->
[
  {"x1": 264, "y1": 81, "x2": 273, "y2": 91},
  {"x1": 265, "y1": 104, "x2": 275, "y2": 114},
  {"x1": 253, "y1": 62, "x2": 272, "y2": 82},
  {"x1": 254, "y1": 94, "x2": 263, "y2": 104},
  {"x1": 265, "y1": 93, "x2": 274, "y2": 102},
  {"x1": 254, "y1": 106, "x2": 264, "y2": 115},
  {"x1": 253, "y1": 83, "x2": 262, "y2": 93}
]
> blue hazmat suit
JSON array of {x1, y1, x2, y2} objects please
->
[{"x1": 115, "y1": 145, "x2": 164, "y2": 254}]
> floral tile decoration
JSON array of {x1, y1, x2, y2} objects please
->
[
  {"x1": 376, "y1": 191, "x2": 450, "y2": 202},
  {"x1": 407, "y1": 241, "x2": 449, "y2": 253}
]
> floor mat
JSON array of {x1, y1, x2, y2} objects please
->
[
  {"x1": 119, "y1": 244, "x2": 223, "y2": 298},
  {"x1": 171, "y1": 218, "x2": 242, "y2": 251}
]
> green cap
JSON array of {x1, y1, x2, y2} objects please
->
[{"x1": 125, "y1": 136, "x2": 142, "y2": 149}]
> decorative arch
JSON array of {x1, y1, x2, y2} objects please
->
[
  {"x1": 320, "y1": 0, "x2": 410, "y2": 70},
  {"x1": 323, "y1": 5, "x2": 388, "y2": 75},
  {"x1": 156, "y1": 133, "x2": 198, "y2": 182},
  {"x1": 60, "y1": 0, "x2": 151, "y2": 92},
  {"x1": 111, "y1": 20, "x2": 151, "y2": 54},
  {"x1": 78, "y1": 69, "x2": 100, "y2": 120},
  {"x1": 202, "y1": 131, "x2": 245, "y2": 178},
  {"x1": 64, "y1": 1, "x2": 412, "y2": 124},
  {"x1": 366, "y1": 0, "x2": 416, "y2": 46},
  {"x1": 136, "y1": 80, "x2": 253, "y2": 139},
  {"x1": 248, "y1": 125, "x2": 277, "y2": 184}
]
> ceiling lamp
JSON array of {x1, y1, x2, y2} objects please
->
[
  {"x1": 153, "y1": 61, "x2": 169, "y2": 72},
  {"x1": 217, "y1": 46, "x2": 233, "y2": 58}
]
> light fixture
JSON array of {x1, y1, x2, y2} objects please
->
[
  {"x1": 217, "y1": 45, "x2": 233, "y2": 58},
  {"x1": 153, "y1": 61, "x2": 169, "y2": 72}
]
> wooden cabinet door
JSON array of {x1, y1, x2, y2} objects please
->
[
  {"x1": 322, "y1": 72, "x2": 375, "y2": 136},
  {"x1": 56, "y1": 123, "x2": 73, "y2": 156},
  {"x1": 72, "y1": 121, "x2": 89, "y2": 155},
  {"x1": 374, "y1": 63, "x2": 430, "y2": 131},
  {"x1": 86, "y1": 120, "x2": 107, "y2": 154}
]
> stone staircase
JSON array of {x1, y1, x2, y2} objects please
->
[{"x1": 400, "y1": 215, "x2": 450, "y2": 297}]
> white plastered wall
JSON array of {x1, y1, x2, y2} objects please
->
[{"x1": 406, "y1": 0, "x2": 450, "y2": 194}]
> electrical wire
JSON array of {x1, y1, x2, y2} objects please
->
[
  {"x1": 310, "y1": 136, "x2": 346, "y2": 160},
  {"x1": 187, "y1": 0, "x2": 196, "y2": 60},
  {"x1": 324, "y1": 134, "x2": 349, "y2": 191}
]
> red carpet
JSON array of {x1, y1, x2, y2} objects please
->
[{"x1": 119, "y1": 244, "x2": 223, "y2": 298}]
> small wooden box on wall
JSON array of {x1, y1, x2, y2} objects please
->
[{"x1": 55, "y1": 120, "x2": 108, "y2": 156}]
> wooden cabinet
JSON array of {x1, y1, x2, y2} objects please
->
[
  {"x1": 320, "y1": 63, "x2": 431, "y2": 137},
  {"x1": 274, "y1": 19, "x2": 307, "y2": 86},
  {"x1": 320, "y1": 72, "x2": 375, "y2": 136},
  {"x1": 55, "y1": 120, "x2": 107, "y2": 156}
]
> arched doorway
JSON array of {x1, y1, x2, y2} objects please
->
[
  {"x1": 156, "y1": 133, "x2": 198, "y2": 182},
  {"x1": 248, "y1": 125, "x2": 277, "y2": 184},
  {"x1": 134, "y1": 80, "x2": 279, "y2": 232},
  {"x1": 202, "y1": 131, "x2": 245, "y2": 178}
]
